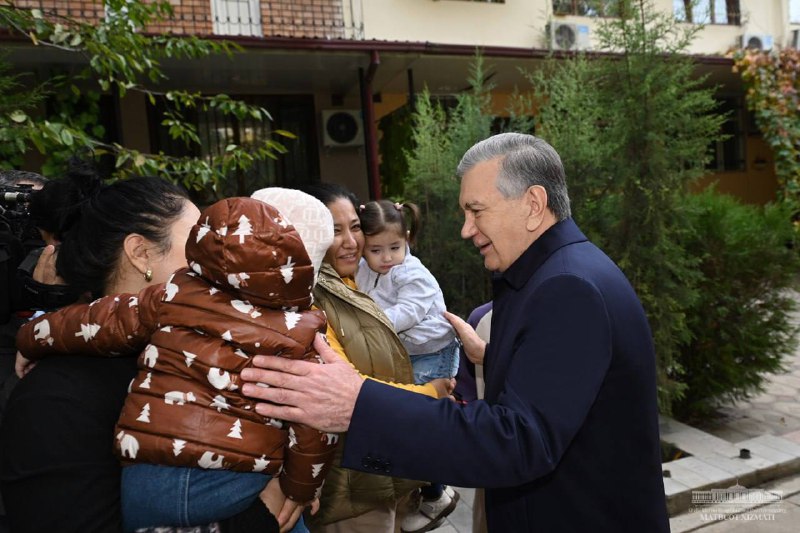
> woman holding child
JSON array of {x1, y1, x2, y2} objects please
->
[
  {"x1": 6, "y1": 176, "x2": 452, "y2": 533},
  {"x1": 262, "y1": 183, "x2": 453, "y2": 533}
]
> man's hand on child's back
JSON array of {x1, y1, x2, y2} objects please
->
[{"x1": 444, "y1": 311, "x2": 486, "y2": 365}]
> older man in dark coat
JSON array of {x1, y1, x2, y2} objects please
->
[{"x1": 241, "y1": 133, "x2": 669, "y2": 532}]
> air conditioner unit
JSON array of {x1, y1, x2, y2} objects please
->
[
  {"x1": 738, "y1": 33, "x2": 774, "y2": 50},
  {"x1": 549, "y1": 22, "x2": 591, "y2": 52},
  {"x1": 790, "y1": 29, "x2": 800, "y2": 49},
  {"x1": 321, "y1": 110, "x2": 364, "y2": 148}
]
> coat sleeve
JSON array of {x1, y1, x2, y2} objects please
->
[
  {"x1": 383, "y1": 264, "x2": 438, "y2": 333},
  {"x1": 340, "y1": 275, "x2": 613, "y2": 487},
  {"x1": 16, "y1": 283, "x2": 165, "y2": 361},
  {"x1": 279, "y1": 420, "x2": 339, "y2": 502}
]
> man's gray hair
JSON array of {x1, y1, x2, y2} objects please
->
[{"x1": 456, "y1": 133, "x2": 571, "y2": 221}]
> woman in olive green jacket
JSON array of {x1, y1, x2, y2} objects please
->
[{"x1": 299, "y1": 183, "x2": 451, "y2": 533}]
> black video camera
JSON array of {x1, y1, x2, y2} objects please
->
[{"x1": 0, "y1": 184, "x2": 36, "y2": 242}]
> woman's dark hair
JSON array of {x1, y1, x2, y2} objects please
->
[
  {"x1": 358, "y1": 200, "x2": 421, "y2": 246},
  {"x1": 54, "y1": 167, "x2": 190, "y2": 297},
  {"x1": 297, "y1": 182, "x2": 359, "y2": 211}
]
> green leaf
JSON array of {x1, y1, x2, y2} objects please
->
[
  {"x1": 60, "y1": 129, "x2": 74, "y2": 146},
  {"x1": 274, "y1": 129, "x2": 297, "y2": 139},
  {"x1": 10, "y1": 110, "x2": 27, "y2": 123}
]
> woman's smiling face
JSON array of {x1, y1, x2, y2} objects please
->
[{"x1": 324, "y1": 198, "x2": 364, "y2": 278}]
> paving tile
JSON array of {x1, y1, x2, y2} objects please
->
[
  {"x1": 671, "y1": 457, "x2": 737, "y2": 484},
  {"x1": 703, "y1": 427, "x2": 753, "y2": 444},
  {"x1": 455, "y1": 487, "x2": 475, "y2": 509},
  {"x1": 443, "y1": 487, "x2": 474, "y2": 533},
  {"x1": 718, "y1": 418, "x2": 777, "y2": 441},
  {"x1": 769, "y1": 374, "x2": 800, "y2": 388},
  {"x1": 748, "y1": 434, "x2": 800, "y2": 458},
  {"x1": 781, "y1": 429, "x2": 800, "y2": 445},
  {"x1": 736, "y1": 438, "x2": 796, "y2": 463},
  {"x1": 701, "y1": 453, "x2": 773, "y2": 478},
  {"x1": 663, "y1": 476, "x2": 691, "y2": 497},
  {"x1": 749, "y1": 393, "x2": 777, "y2": 403},
  {"x1": 660, "y1": 416, "x2": 741, "y2": 458},
  {"x1": 772, "y1": 401, "x2": 800, "y2": 419},
  {"x1": 763, "y1": 382, "x2": 798, "y2": 396},
  {"x1": 665, "y1": 461, "x2": 719, "y2": 489}
]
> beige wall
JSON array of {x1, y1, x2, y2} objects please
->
[
  {"x1": 693, "y1": 136, "x2": 779, "y2": 205},
  {"x1": 360, "y1": 0, "x2": 798, "y2": 54}
]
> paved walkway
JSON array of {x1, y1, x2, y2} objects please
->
[{"x1": 668, "y1": 306, "x2": 800, "y2": 533}]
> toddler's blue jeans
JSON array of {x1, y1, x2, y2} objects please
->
[
  {"x1": 121, "y1": 463, "x2": 308, "y2": 533},
  {"x1": 410, "y1": 338, "x2": 461, "y2": 385}
]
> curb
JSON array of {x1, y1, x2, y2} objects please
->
[
  {"x1": 660, "y1": 416, "x2": 800, "y2": 517},
  {"x1": 669, "y1": 471, "x2": 800, "y2": 532}
]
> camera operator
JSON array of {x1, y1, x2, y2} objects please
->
[{"x1": 0, "y1": 170, "x2": 84, "y2": 415}]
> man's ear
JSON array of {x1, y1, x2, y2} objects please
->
[
  {"x1": 525, "y1": 185, "x2": 548, "y2": 231},
  {"x1": 122, "y1": 233, "x2": 150, "y2": 276}
]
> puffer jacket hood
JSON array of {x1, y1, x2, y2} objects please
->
[{"x1": 186, "y1": 197, "x2": 314, "y2": 309}]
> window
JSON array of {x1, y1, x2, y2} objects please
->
[
  {"x1": 706, "y1": 97, "x2": 745, "y2": 172},
  {"x1": 211, "y1": 0, "x2": 262, "y2": 37},
  {"x1": 150, "y1": 95, "x2": 319, "y2": 197},
  {"x1": 792, "y1": 0, "x2": 800, "y2": 24},
  {"x1": 674, "y1": 0, "x2": 740, "y2": 25},
  {"x1": 553, "y1": 0, "x2": 624, "y2": 17}
]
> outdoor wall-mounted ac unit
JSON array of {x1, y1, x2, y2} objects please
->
[
  {"x1": 549, "y1": 22, "x2": 591, "y2": 52},
  {"x1": 738, "y1": 33, "x2": 774, "y2": 50},
  {"x1": 321, "y1": 110, "x2": 364, "y2": 148}
]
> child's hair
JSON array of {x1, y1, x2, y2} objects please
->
[{"x1": 358, "y1": 200, "x2": 421, "y2": 246}]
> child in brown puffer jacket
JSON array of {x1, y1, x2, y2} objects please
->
[{"x1": 16, "y1": 191, "x2": 337, "y2": 532}]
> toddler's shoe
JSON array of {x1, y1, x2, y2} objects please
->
[{"x1": 400, "y1": 485, "x2": 459, "y2": 533}]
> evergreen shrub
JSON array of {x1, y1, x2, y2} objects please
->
[{"x1": 673, "y1": 191, "x2": 799, "y2": 418}]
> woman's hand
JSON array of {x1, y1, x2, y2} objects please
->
[
  {"x1": 444, "y1": 311, "x2": 486, "y2": 365},
  {"x1": 15, "y1": 351, "x2": 36, "y2": 378},
  {"x1": 32, "y1": 245, "x2": 65, "y2": 285},
  {"x1": 277, "y1": 497, "x2": 319, "y2": 532},
  {"x1": 429, "y1": 377, "x2": 456, "y2": 399},
  {"x1": 259, "y1": 478, "x2": 307, "y2": 531}
]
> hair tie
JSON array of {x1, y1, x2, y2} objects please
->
[{"x1": 394, "y1": 202, "x2": 403, "y2": 211}]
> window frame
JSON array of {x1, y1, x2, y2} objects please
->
[
  {"x1": 791, "y1": 0, "x2": 800, "y2": 24},
  {"x1": 553, "y1": 0, "x2": 626, "y2": 18},
  {"x1": 673, "y1": 0, "x2": 741, "y2": 26}
]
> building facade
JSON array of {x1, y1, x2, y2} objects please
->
[{"x1": 6, "y1": 0, "x2": 800, "y2": 202}]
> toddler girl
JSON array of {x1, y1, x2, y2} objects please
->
[
  {"x1": 355, "y1": 200, "x2": 460, "y2": 385},
  {"x1": 355, "y1": 199, "x2": 461, "y2": 532}
]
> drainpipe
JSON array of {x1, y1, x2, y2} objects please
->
[{"x1": 360, "y1": 50, "x2": 381, "y2": 200}]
